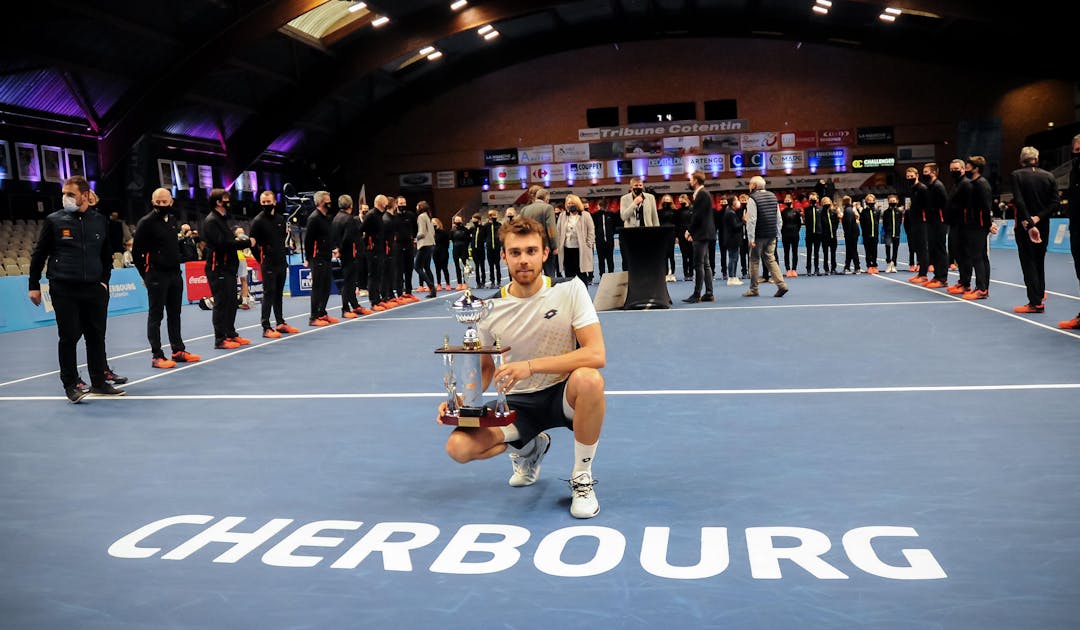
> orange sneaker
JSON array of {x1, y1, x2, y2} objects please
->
[
  {"x1": 215, "y1": 340, "x2": 241, "y2": 349},
  {"x1": 322, "y1": 315, "x2": 340, "y2": 324},
  {"x1": 924, "y1": 280, "x2": 945, "y2": 289},
  {"x1": 1013, "y1": 304, "x2": 1044, "y2": 314},
  {"x1": 152, "y1": 357, "x2": 177, "y2": 369},
  {"x1": 230, "y1": 336, "x2": 251, "y2": 345},
  {"x1": 1058, "y1": 317, "x2": 1080, "y2": 330},
  {"x1": 309, "y1": 318, "x2": 329, "y2": 327},
  {"x1": 171, "y1": 350, "x2": 201, "y2": 362},
  {"x1": 946, "y1": 284, "x2": 967, "y2": 295},
  {"x1": 372, "y1": 303, "x2": 387, "y2": 312},
  {"x1": 962, "y1": 289, "x2": 988, "y2": 300},
  {"x1": 263, "y1": 328, "x2": 283, "y2": 338},
  {"x1": 276, "y1": 324, "x2": 300, "y2": 334},
  {"x1": 908, "y1": 275, "x2": 928, "y2": 284},
  {"x1": 357, "y1": 307, "x2": 374, "y2": 315},
  {"x1": 343, "y1": 311, "x2": 358, "y2": 319}
]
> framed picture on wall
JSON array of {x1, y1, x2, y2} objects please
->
[
  {"x1": 173, "y1": 161, "x2": 190, "y2": 189},
  {"x1": 41, "y1": 145, "x2": 64, "y2": 183},
  {"x1": 64, "y1": 148, "x2": 86, "y2": 179},
  {"x1": 197, "y1": 164, "x2": 214, "y2": 190},
  {"x1": 157, "y1": 159, "x2": 175, "y2": 188},
  {"x1": 0, "y1": 140, "x2": 11, "y2": 180},
  {"x1": 16, "y1": 142, "x2": 41, "y2": 181}
]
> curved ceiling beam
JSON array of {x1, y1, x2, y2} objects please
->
[
  {"x1": 97, "y1": 0, "x2": 332, "y2": 176},
  {"x1": 221, "y1": 0, "x2": 567, "y2": 182}
]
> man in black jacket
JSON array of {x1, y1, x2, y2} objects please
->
[
  {"x1": 250, "y1": 190, "x2": 299, "y2": 337},
  {"x1": 906, "y1": 167, "x2": 930, "y2": 282},
  {"x1": 923, "y1": 163, "x2": 950, "y2": 288},
  {"x1": 202, "y1": 188, "x2": 254, "y2": 349},
  {"x1": 362, "y1": 195, "x2": 389, "y2": 310},
  {"x1": 683, "y1": 171, "x2": 716, "y2": 302},
  {"x1": 1009, "y1": 147, "x2": 1058, "y2": 313},
  {"x1": 397, "y1": 196, "x2": 418, "y2": 297},
  {"x1": 593, "y1": 203, "x2": 619, "y2": 278},
  {"x1": 28, "y1": 176, "x2": 124, "y2": 401},
  {"x1": 132, "y1": 188, "x2": 201, "y2": 369},
  {"x1": 961, "y1": 156, "x2": 997, "y2": 300},
  {"x1": 305, "y1": 191, "x2": 337, "y2": 325},
  {"x1": 882, "y1": 195, "x2": 904, "y2": 274},
  {"x1": 332, "y1": 194, "x2": 363, "y2": 318},
  {"x1": 1061, "y1": 134, "x2": 1080, "y2": 329}
]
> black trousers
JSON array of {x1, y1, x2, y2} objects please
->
[
  {"x1": 947, "y1": 222, "x2": 962, "y2": 268},
  {"x1": 452, "y1": 246, "x2": 468, "y2": 285},
  {"x1": 781, "y1": 234, "x2": 798, "y2": 271},
  {"x1": 563, "y1": 246, "x2": 581, "y2": 282},
  {"x1": 400, "y1": 245, "x2": 416, "y2": 293},
  {"x1": 472, "y1": 248, "x2": 487, "y2": 287},
  {"x1": 692, "y1": 240, "x2": 714, "y2": 297},
  {"x1": 823, "y1": 238, "x2": 838, "y2": 272},
  {"x1": 862, "y1": 234, "x2": 878, "y2": 268},
  {"x1": 843, "y1": 232, "x2": 861, "y2": 270},
  {"x1": 145, "y1": 269, "x2": 185, "y2": 359},
  {"x1": 805, "y1": 234, "x2": 821, "y2": 273},
  {"x1": 909, "y1": 222, "x2": 928, "y2": 272},
  {"x1": 485, "y1": 246, "x2": 502, "y2": 285},
  {"x1": 260, "y1": 264, "x2": 287, "y2": 329},
  {"x1": 208, "y1": 267, "x2": 239, "y2": 343},
  {"x1": 884, "y1": 236, "x2": 900, "y2": 264},
  {"x1": 340, "y1": 258, "x2": 360, "y2": 311},
  {"x1": 366, "y1": 251, "x2": 385, "y2": 305},
  {"x1": 309, "y1": 258, "x2": 331, "y2": 319},
  {"x1": 740, "y1": 239, "x2": 749, "y2": 276},
  {"x1": 1073, "y1": 224, "x2": 1080, "y2": 295},
  {"x1": 963, "y1": 227, "x2": 990, "y2": 292},
  {"x1": 1016, "y1": 228, "x2": 1047, "y2": 306},
  {"x1": 595, "y1": 239, "x2": 615, "y2": 275},
  {"x1": 927, "y1": 222, "x2": 949, "y2": 281},
  {"x1": 415, "y1": 245, "x2": 435, "y2": 291},
  {"x1": 385, "y1": 249, "x2": 401, "y2": 298},
  {"x1": 665, "y1": 238, "x2": 676, "y2": 275},
  {"x1": 50, "y1": 280, "x2": 109, "y2": 388},
  {"x1": 678, "y1": 236, "x2": 693, "y2": 278},
  {"x1": 434, "y1": 249, "x2": 450, "y2": 285},
  {"x1": 707, "y1": 239, "x2": 716, "y2": 278}
]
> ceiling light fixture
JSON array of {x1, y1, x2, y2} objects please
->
[
  {"x1": 878, "y1": 13, "x2": 896, "y2": 21},
  {"x1": 372, "y1": 15, "x2": 389, "y2": 27},
  {"x1": 348, "y1": 1, "x2": 367, "y2": 13},
  {"x1": 427, "y1": 51, "x2": 443, "y2": 60},
  {"x1": 477, "y1": 24, "x2": 493, "y2": 35},
  {"x1": 815, "y1": 0, "x2": 832, "y2": 6},
  {"x1": 419, "y1": 46, "x2": 435, "y2": 55},
  {"x1": 812, "y1": 5, "x2": 828, "y2": 14},
  {"x1": 450, "y1": 0, "x2": 467, "y2": 10},
  {"x1": 884, "y1": 7, "x2": 902, "y2": 15},
  {"x1": 483, "y1": 30, "x2": 499, "y2": 40}
]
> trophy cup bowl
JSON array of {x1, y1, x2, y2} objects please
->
[{"x1": 436, "y1": 292, "x2": 516, "y2": 427}]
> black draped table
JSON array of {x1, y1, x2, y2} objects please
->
[{"x1": 617, "y1": 225, "x2": 674, "y2": 309}]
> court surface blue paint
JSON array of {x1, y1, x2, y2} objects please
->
[{"x1": 1, "y1": 246, "x2": 1078, "y2": 629}]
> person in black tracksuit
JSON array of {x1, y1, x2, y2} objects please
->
[
  {"x1": 362, "y1": 197, "x2": 389, "y2": 308},
  {"x1": 202, "y1": 188, "x2": 253, "y2": 348},
  {"x1": 338, "y1": 199, "x2": 364, "y2": 314},
  {"x1": 658, "y1": 196, "x2": 678, "y2": 279},
  {"x1": 859, "y1": 195, "x2": 881, "y2": 272},
  {"x1": 841, "y1": 198, "x2": 860, "y2": 273},
  {"x1": 433, "y1": 217, "x2": 451, "y2": 289},
  {"x1": 28, "y1": 176, "x2": 121, "y2": 401},
  {"x1": 397, "y1": 197, "x2": 417, "y2": 296},
  {"x1": 469, "y1": 213, "x2": 488, "y2": 288},
  {"x1": 962, "y1": 156, "x2": 994, "y2": 298},
  {"x1": 906, "y1": 167, "x2": 930, "y2": 279},
  {"x1": 484, "y1": 211, "x2": 502, "y2": 287},
  {"x1": 721, "y1": 196, "x2": 743, "y2": 283},
  {"x1": 1063, "y1": 136, "x2": 1080, "y2": 329},
  {"x1": 945, "y1": 161, "x2": 967, "y2": 274},
  {"x1": 1009, "y1": 147, "x2": 1059, "y2": 312},
  {"x1": 133, "y1": 189, "x2": 196, "y2": 367},
  {"x1": 304, "y1": 194, "x2": 334, "y2": 324},
  {"x1": 780, "y1": 201, "x2": 801, "y2": 275},
  {"x1": 450, "y1": 216, "x2": 470, "y2": 289},
  {"x1": 803, "y1": 195, "x2": 823, "y2": 276},
  {"x1": 593, "y1": 205, "x2": 620, "y2": 278},
  {"x1": 676, "y1": 198, "x2": 694, "y2": 281},
  {"x1": 820, "y1": 199, "x2": 840, "y2": 274},
  {"x1": 249, "y1": 191, "x2": 295, "y2": 334},
  {"x1": 882, "y1": 196, "x2": 904, "y2": 273},
  {"x1": 389, "y1": 205, "x2": 410, "y2": 299},
  {"x1": 924, "y1": 164, "x2": 950, "y2": 285}
]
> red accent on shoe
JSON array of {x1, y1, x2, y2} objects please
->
[
  {"x1": 343, "y1": 311, "x2": 358, "y2": 319},
  {"x1": 171, "y1": 351, "x2": 201, "y2": 362},
  {"x1": 321, "y1": 315, "x2": 340, "y2": 324},
  {"x1": 230, "y1": 336, "x2": 251, "y2": 345},
  {"x1": 215, "y1": 340, "x2": 241, "y2": 349},
  {"x1": 263, "y1": 328, "x2": 283, "y2": 338},
  {"x1": 1013, "y1": 304, "x2": 1044, "y2": 313},
  {"x1": 924, "y1": 280, "x2": 945, "y2": 289},
  {"x1": 309, "y1": 318, "x2": 329, "y2": 327},
  {"x1": 152, "y1": 357, "x2": 177, "y2": 369}
]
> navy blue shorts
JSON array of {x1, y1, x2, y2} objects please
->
[{"x1": 501, "y1": 379, "x2": 572, "y2": 449}]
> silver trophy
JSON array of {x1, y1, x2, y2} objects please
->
[{"x1": 436, "y1": 290, "x2": 515, "y2": 427}]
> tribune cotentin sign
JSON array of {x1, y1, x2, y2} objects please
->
[{"x1": 579, "y1": 119, "x2": 750, "y2": 141}]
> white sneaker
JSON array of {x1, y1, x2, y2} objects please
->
[
  {"x1": 732, "y1": 278, "x2": 744, "y2": 285},
  {"x1": 568, "y1": 471, "x2": 599, "y2": 518},
  {"x1": 508, "y1": 432, "x2": 550, "y2": 487}
]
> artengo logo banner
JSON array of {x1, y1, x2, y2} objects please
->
[
  {"x1": 517, "y1": 145, "x2": 553, "y2": 164},
  {"x1": 578, "y1": 119, "x2": 749, "y2": 141},
  {"x1": 686, "y1": 154, "x2": 727, "y2": 174},
  {"x1": 564, "y1": 161, "x2": 604, "y2": 181},
  {"x1": 768, "y1": 151, "x2": 806, "y2": 169},
  {"x1": 528, "y1": 164, "x2": 565, "y2": 183}
]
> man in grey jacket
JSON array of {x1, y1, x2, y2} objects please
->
[{"x1": 744, "y1": 176, "x2": 788, "y2": 298}]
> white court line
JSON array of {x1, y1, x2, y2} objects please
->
[
  {"x1": 874, "y1": 273, "x2": 1080, "y2": 339},
  {"x1": 0, "y1": 291, "x2": 465, "y2": 389},
  {"x1": 603, "y1": 299, "x2": 961, "y2": 313},
  {"x1": 3, "y1": 382, "x2": 1078, "y2": 402},
  {"x1": 949, "y1": 270, "x2": 1079, "y2": 301}
]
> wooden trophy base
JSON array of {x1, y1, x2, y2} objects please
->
[{"x1": 440, "y1": 408, "x2": 517, "y2": 428}]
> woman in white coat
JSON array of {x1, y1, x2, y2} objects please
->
[{"x1": 557, "y1": 193, "x2": 595, "y2": 285}]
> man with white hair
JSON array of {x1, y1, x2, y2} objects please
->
[
  {"x1": 1009, "y1": 146, "x2": 1058, "y2": 313},
  {"x1": 743, "y1": 176, "x2": 788, "y2": 298}
]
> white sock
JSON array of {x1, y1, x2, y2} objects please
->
[
  {"x1": 573, "y1": 440, "x2": 597, "y2": 477},
  {"x1": 500, "y1": 424, "x2": 522, "y2": 449}
]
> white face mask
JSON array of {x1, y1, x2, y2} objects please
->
[{"x1": 62, "y1": 195, "x2": 79, "y2": 213}]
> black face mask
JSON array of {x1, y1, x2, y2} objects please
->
[
  {"x1": 154, "y1": 204, "x2": 172, "y2": 213},
  {"x1": 632, "y1": 188, "x2": 643, "y2": 196},
  {"x1": 965, "y1": 171, "x2": 975, "y2": 180},
  {"x1": 221, "y1": 200, "x2": 231, "y2": 211},
  {"x1": 662, "y1": 202, "x2": 673, "y2": 210},
  {"x1": 950, "y1": 170, "x2": 963, "y2": 182},
  {"x1": 919, "y1": 174, "x2": 932, "y2": 184},
  {"x1": 261, "y1": 203, "x2": 275, "y2": 212},
  {"x1": 906, "y1": 177, "x2": 916, "y2": 185}
]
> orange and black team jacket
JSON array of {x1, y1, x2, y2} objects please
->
[
  {"x1": 132, "y1": 207, "x2": 180, "y2": 278},
  {"x1": 202, "y1": 210, "x2": 250, "y2": 275},
  {"x1": 304, "y1": 209, "x2": 333, "y2": 264},
  {"x1": 249, "y1": 208, "x2": 288, "y2": 269}
]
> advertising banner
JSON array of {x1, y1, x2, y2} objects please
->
[
  {"x1": 564, "y1": 161, "x2": 604, "y2": 181},
  {"x1": 729, "y1": 152, "x2": 767, "y2": 171},
  {"x1": 685, "y1": 154, "x2": 727, "y2": 175},
  {"x1": 483, "y1": 148, "x2": 518, "y2": 166},
  {"x1": 780, "y1": 130, "x2": 818, "y2": 150},
  {"x1": 768, "y1": 151, "x2": 806, "y2": 170},
  {"x1": 740, "y1": 132, "x2": 780, "y2": 151},
  {"x1": 578, "y1": 119, "x2": 749, "y2": 141},
  {"x1": 819, "y1": 128, "x2": 853, "y2": 146},
  {"x1": 553, "y1": 143, "x2": 590, "y2": 162},
  {"x1": 528, "y1": 164, "x2": 565, "y2": 183},
  {"x1": 517, "y1": 145, "x2": 553, "y2": 164},
  {"x1": 857, "y1": 126, "x2": 895, "y2": 145},
  {"x1": 436, "y1": 170, "x2": 456, "y2": 189},
  {"x1": 662, "y1": 136, "x2": 702, "y2": 157},
  {"x1": 184, "y1": 261, "x2": 211, "y2": 302}
]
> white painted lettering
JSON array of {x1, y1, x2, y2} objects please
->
[
  {"x1": 262, "y1": 520, "x2": 363, "y2": 568},
  {"x1": 746, "y1": 527, "x2": 849, "y2": 579},
  {"x1": 534, "y1": 526, "x2": 625, "y2": 577},
  {"x1": 842, "y1": 526, "x2": 947, "y2": 580},
  {"x1": 161, "y1": 516, "x2": 293, "y2": 563},
  {"x1": 107, "y1": 514, "x2": 214, "y2": 559},
  {"x1": 331, "y1": 522, "x2": 440, "y2": 571},
  {"x1": 429, "y1": 524, "x2": 530, "y2": 575},
  {"x1": 640, "y1": 527, "x2": 729, "y2": 579}
]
